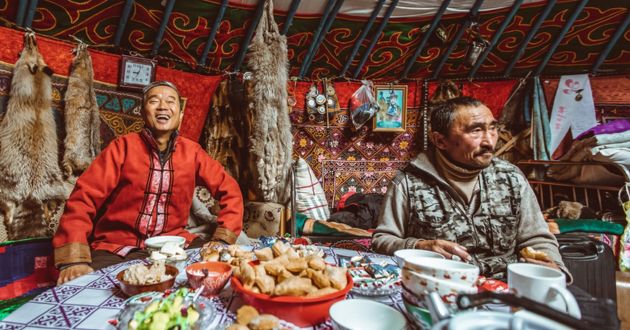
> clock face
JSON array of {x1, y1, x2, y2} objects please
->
[{"x1": 123, "y1": 61, "x2": 153, "y2": 86}]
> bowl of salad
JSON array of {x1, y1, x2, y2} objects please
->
[{"x1": 116, "y1": 288, "x2": 215, "y2": 330}]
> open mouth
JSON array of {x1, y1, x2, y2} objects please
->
[{"x1": 155, "y1": 114, "x2": 170, "y2": 123}]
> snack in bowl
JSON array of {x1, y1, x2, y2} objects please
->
[
  {"x1": 185, "y1": 261, "x2": 232, "y2": 296},
  {"x1": 231, "y1": 241, "x2": 353, "y2": 326},
  {"x1": 116, "y1": 262, "x2": 178, "y2": 296}
]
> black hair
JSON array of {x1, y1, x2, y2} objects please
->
[{"x1": 430, "y1": 96, "x2": 484, "y2": 136}]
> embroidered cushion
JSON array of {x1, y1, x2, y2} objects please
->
[
  {"x1": 295, "y1": 158, "x2": 330, "y2": 220},
  {"x1": 243, "y1": 201, "x2": 284, "y2": 238}
]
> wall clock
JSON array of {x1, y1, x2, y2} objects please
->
[{"x1": 119, "y1": 55, "x2": 156, "y2": 91}]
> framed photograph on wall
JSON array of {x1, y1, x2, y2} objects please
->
[{"x1": 373, "y1": 85, "x2": 407, "y2": 132}]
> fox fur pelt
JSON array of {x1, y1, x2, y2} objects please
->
[
  {"x1": 62, "y1": 42, "x2": 101, "y2": 177},
  {"x1": 246, "y1": 0, "x2": 293, "y2": 203},
  {"x1": 0, "y1": 31, "x2": 69, "y2": 231},
  {"x1": 203, "y1": 80, "x2": 245, "y2": 183}
]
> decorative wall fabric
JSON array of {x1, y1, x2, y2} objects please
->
[
  {"x1": 531, "y1": 77, "x2": 552, "y2": 161},
  {"x1": 0, "y1": 27, "x2": 220, "y2": 142},
  {"x1": 246, "y1": 0, "x2": 293, "y2": 203},
  {"x1": 5, "y1": 1, "x2": 629, "y2": 79},
  {"x1": 0, "y1": 32, "x2": 70, "y2": 241},
  {"x1": 549, "y1": 74, "x2": 597, "y2": 158},
  {"x1": 62, "y1": 43, "x2": 101, "y2": 177}
]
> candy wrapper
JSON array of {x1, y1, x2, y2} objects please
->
[
  {"x1": 344, "y1": 256, "x2": 401, "y2": 296},
  {"x1": 476, "y1": 276, "x2": 509, "y2": 293}
]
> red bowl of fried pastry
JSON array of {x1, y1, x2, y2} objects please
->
[{"x1": 231, "y1": 272, "x2": 353, "y2": 327}]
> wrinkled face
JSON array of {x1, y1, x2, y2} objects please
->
[
  {"x1": 432, "y1": 104, "x2": 498, "y2": 169},
  {"x1": 142, "y1": 85, "x2": 182, "y2": 136}
]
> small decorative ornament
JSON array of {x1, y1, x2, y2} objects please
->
[
  {"x1": 315, "y1": 94, "x2": 326, "y2": 105},
  {"x1": 317, "y1": 105, "x2": 326, "y2": 114},
  {"x1": 306, "y1": 98, "x2": 317, "y2": 109}
]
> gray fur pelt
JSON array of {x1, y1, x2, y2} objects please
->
[
  {"x1": 246, "y1": 0, "x2": 293, "y2": 203},
  {"x1": 0, "y1": 31, "x2": 69, "y2": 230},
  {"x1": 62, "y1": 42, "x2": 101, "y2": 177}
]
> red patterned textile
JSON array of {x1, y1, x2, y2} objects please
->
[
  {"x1": 0, "y1": 26, "x2": 220, "y2": 141},
  {"x1": 543, "y1": 76, "x2": 630, "y2": 108},
  {"x1": 427, "y1": 80, "x2": 517, "y2": 118}
]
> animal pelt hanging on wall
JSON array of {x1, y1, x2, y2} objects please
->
[
  {"x1": 246, "y1": 0, "x2": 293, "y2": 203},
  {"x1": 62, "y1": 42, "x2": 101, "y2": 177},
  {"x1": 0, "y1": 31, "x2": 69, "y2": 236},
  {"x1": 202, "y1": 79, "x2": 246, "y2": 184}
]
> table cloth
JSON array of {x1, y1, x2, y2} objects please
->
[{"x1": 0, "y1": 246, "x2": 404, "y2": 330}]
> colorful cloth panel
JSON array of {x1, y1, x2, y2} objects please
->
[{"x1": 0, "y1": 238, "x2": 57, "y2": 301}]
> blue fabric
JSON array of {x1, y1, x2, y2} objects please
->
[
  {"x1": 532, "y1": 77, "x2": 552, "y2": 160},
  {"x1": 0, "y1": 238, "x2": 52, "y2": 286}
]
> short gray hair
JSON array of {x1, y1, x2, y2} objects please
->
[
  {"x1": 142, "y1": 80, "x2": 180, "y2": 103},
  {"x1": 430, "y1": 96, "x2": 484, "y2": 136}
]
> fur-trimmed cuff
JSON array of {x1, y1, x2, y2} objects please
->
[
  {"x1": 211, "y1": 227, "x2": 238, "y2": 245},
  {"x1": 54, "y1": 243, "x2": 91, "y2": 268}
]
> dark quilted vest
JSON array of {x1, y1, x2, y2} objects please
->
[{"x1": 403, "y1": 158, "x2": 523, "y2": 279}]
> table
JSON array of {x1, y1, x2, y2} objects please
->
[{"x1": 0, "y1": 247, "x2": 405, "y2": 330}]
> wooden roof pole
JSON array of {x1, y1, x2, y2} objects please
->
[
  {"x1": 468, "y1": 0, "x2": 523, "y2": 79},
  {"x1": 352, "y1": 0, "x2": 400, "y2": 79},
  {"x1": 298, "y1": 0, "x2": 342, "y2": 78},
  {"x1": 151, "y1": 0, "x2": 177, "y2": 56},
  {"x1": 233, "y1": 0, "x2": 266, "y2": 72},
  {"x1": 400, "y1": 0, "x2": 451, "y2": 80},
  {"x1": 534, "y1": 0, "x2": 589, "y2": 76},
  {"x1": 114, "y1": 0, "x2": 134, "y2": 47},
  {"x1": 591, "y1": 8, "x2": 630, "y2": 74},
  {"x1": 24, "y1": 0, "x2": 39, "y2": 28},
  {"x1": 340, "y1": 0, "x2": 386, "y2": 77},
  {"x1": 431, "y1": 0, "x2": 485, "y2": 80},
  {"x1": 15, "y1": 0, "x2": 28, "y2": 27},
  {"x1": 199, "y1": 0, "x2": 229, "y2": 66},
  {"x1": 281, "y1": 0, "x2": 302, "y2": 35},
  {"x1": 503, "y1": 0, "x2": 557, "y2": 77}
]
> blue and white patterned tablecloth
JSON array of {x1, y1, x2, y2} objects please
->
[{"x1": 0, "y1": 247, "x2": 405, "y2": 330}]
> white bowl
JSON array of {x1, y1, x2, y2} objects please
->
[
  {"x1": 394, "y1": 249, "x2": 444, "y2": 267},
  {"x1": 401, "y1": 268, "x2": 477, "y2": 305},
  {"x1": 144, "y1": 236, "x2": 186, "y2": 251},
  {"x1": 403, "y1": 257, "x2": 479, "y2": 286},
  {"x1": 329, "y1": 299, "x2": 407, "y2": 330}
]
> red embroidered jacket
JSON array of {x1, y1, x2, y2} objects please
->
[{"x1": 53, "y1": 131, "x2": 243, "y2": 267}]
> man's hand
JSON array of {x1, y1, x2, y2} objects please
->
[
  {"x1": 521, "y1": 257, "x2": 560, "y2": 270},
  {"x1": 57, "y1": 264, "x2": 94, "y2": 285},
  {"x1": 414, "y1": 239, "x2": 472, "y2": 261}
]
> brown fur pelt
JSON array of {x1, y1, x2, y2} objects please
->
[
  {"x1": 203, "y1": 80, "x2": 245, "y2": 182},
  {"x1": 0, "y1": 31, "x2": 69, "y2": 234},
  {"x1": 62, "y1": 42, "x2": 101, "y2": 177},
  {"x1": 246, "y1": 0, "x2": 292, "y2": 203}
]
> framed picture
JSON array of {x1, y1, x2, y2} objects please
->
[{"x1": 373, "y1": 85, "x2": 407, "y2": 132}]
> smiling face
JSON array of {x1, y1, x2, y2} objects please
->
[
  {"x1": 431, "y1": 104, "x2": 498, "y2": 169},
  {"x1": 142, "y1": 85, "x2": 182, "y2": 136}
]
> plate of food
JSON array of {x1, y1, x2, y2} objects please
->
[{"x1": 116, "y1": 287, "x2": 215, "y2": 330}]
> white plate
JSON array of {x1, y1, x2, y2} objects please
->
[{"x1": 145, "y1": 236, "x2": 186, "y2": 250}]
